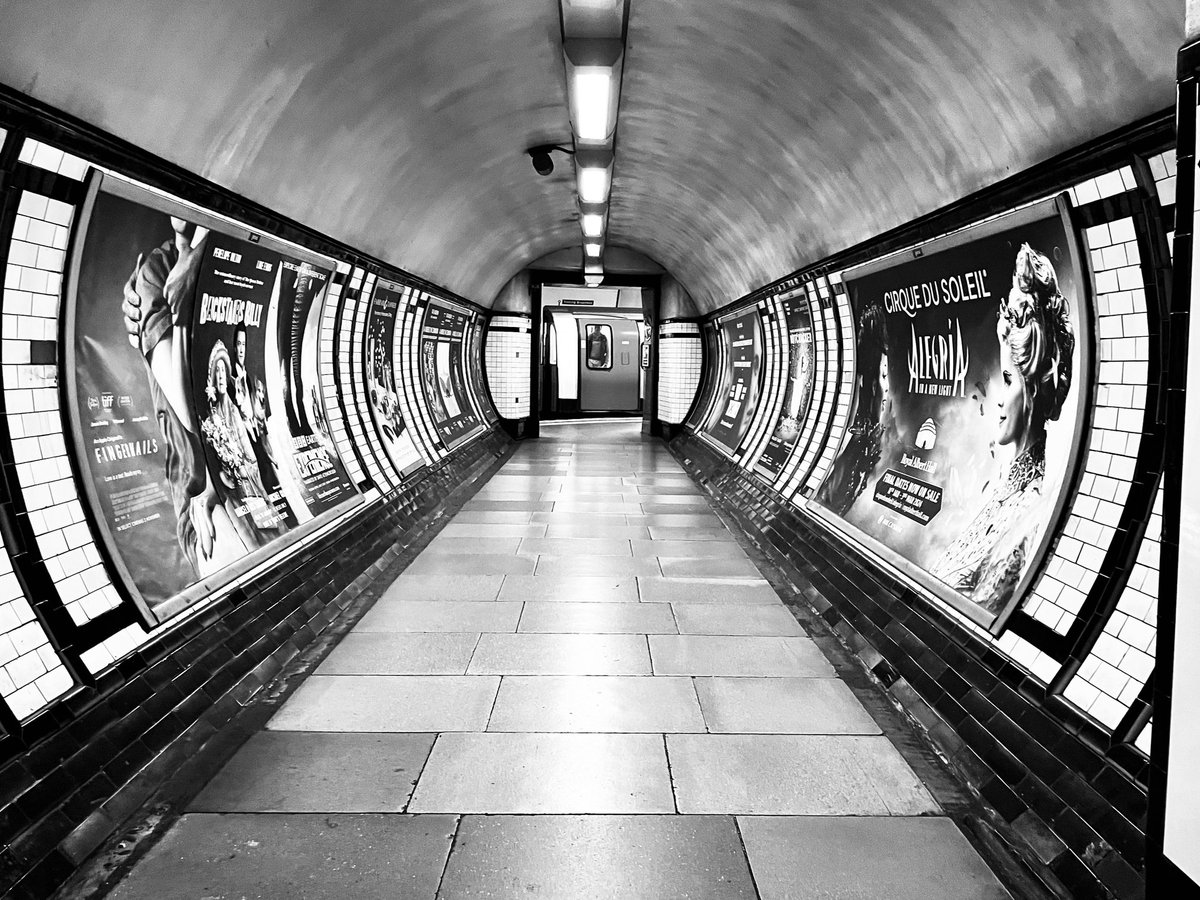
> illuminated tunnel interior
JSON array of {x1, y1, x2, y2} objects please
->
[{"x1": 0, "y1": 1, "x2": 1195, "y2": 898}]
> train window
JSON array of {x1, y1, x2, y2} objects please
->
[{"x1": 585, "y1": 324, "x2": 612, "y2": 370}]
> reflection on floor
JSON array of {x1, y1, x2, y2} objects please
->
[{"x1": 109, "y1": 421, "x2": 1011, "y2": 899}]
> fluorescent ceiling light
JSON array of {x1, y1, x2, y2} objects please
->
[
  {"x1": 585, "y1": 261, "x2": 603, "y2": 275},
  {"x1": 581, "y1": 213, "x2": 604, "y2": 237},
  {"x1": 584, "y1": 242, "x2": 602, "y2": 257},
  {"x1": 571, "y1": 68, "x2": 613, "y2": 141},
  {"x1": 578, "y1": 166, "x2": 610, "y2": 203},
  {"x1": 584, "y1": 274, "x2": 604, "y2": 286}
]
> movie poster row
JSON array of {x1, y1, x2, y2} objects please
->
[
  {"x1": 365, "y1": 279, "x2": 424, "y2": 479},
  {"x1": 755, "y1": 289, "x2": 817, "y2": 478},
  {"x1": 68, "y1": 176, "x2": 361, "y2": 625},
  {"x1": 810, "y1": 196, "x2": 1090, "y2": 631},
  {"x1": 419, "y1": 299, "x2": 484, "y2": 449},
  {"x1": 699, "y1": 308, "x2": 765, "y2": 452}
]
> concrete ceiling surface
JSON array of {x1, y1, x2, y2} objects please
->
[
  {"x1": 0, "y1": 1, "x2": 1182, "y2": 311},
  {"x1": 612, "y1": 0, "x2": 1181, "y2": 311}
]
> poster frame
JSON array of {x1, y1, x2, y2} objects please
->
[
  {"x1": 693, "y1": 302, "x2": 767, "y2": 457},
  {"x1": 803, "y1": 194, "x2": 1095, "y2": 635},
  {"x1": 61, "y1": 170, "x2": 362, "y2": 629},
  {"x1": 417, "y1": 295, "x2": 487, "y2": 452}
]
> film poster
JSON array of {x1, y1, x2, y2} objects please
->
[{"x1": 420, "y1": 301, "x2": 482, "y2": 447}]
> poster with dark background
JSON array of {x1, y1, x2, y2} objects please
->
[
  {"x1": 365, "y1": 280, "x2": 422, "y2": 477},
  {"x1": 813, "y1": 201, "x2": 1087, "y2": 626},
  {"x1": 756, "y1": 292, "x2": 816, "y2": 477},
  {"x1": 467, "y1": 317, "x2": 498, "y2": 424},
  {"x1": 189, "y1": 234, "x2": 295, "y2": 553},
  {"x1": 420, "y1": 300, "x2": 482, "y2": 447},
  {"x1": 703, "y1": 308, "x2": 765, "y2": 451},
  {"x1": 70, "y1": 189, "x2": 255, "y2": 616},
  {"x1": 266, "y1": 259, "x2": 358, "y2": 515}
]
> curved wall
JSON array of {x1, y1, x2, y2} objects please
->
[
  {"x1": 674, "y1": 118, "x2": 1175, "y2": 900},
  {"x1": 0, "y1": 104, "x2": 504, "y2": 898}
]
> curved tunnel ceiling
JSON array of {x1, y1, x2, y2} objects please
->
[{"x1": 0, "y1": 1, "x2": 1182, "y2": 311}]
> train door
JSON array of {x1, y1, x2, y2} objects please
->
[{"x1": 578, "y1": 316, "x2": 641, "y2": 411}]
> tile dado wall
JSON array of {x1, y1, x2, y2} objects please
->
[
  {"x1": 675, "y1": 140, "x2": 1173, "y2": 899},
  {"x1": 485, "y1": 314, "x2": 532, "y2": 420},
  {"x1": 0, "y1": 119, "x2": 506, "y2": 900},
  {"x1": 655, "y1": 321, "x2": 702, "y2": 424}
]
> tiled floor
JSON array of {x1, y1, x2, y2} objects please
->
[{"x1": 110, "y1": 421, "x2": 1011, "y2": 899}]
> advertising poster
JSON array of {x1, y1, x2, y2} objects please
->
[
  {"x1": 365, "y1": 279, "x2": 423, "y2": 477},
  {"x1": 812, "y1": 198, "x2": 1089, "y2": 630},
  {"x1": 419, "y1": 300, "x2": 483, "y2": 448},
  {"x1": 190, "y1": 233, "x2": 297, "y2": 556},
  {"x1": 756, "y1": 291, "x2": 817, "y2": 478},
  {"x1": 702, "y1": 308, "x2": 765, "y2": 452},
  {"x1": 67, "y1": 177, "x2": 362, "y2": 626},
  {"x1": 266, "y1": 257, "x2": 358, "y2": 516},
  {"x1": 69, "y1": 188, "x2": 246, "y2": 617},
  {"x1": 466, "y1": 317, "x2": 498, "y2": 424}
]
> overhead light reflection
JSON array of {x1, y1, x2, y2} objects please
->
[
  {"x1": 578, "y1": 166, "x2": 610, "y2": 203},
  {"x1": 581, "y1": 213, "x2": 604, "y2": 237},
  {"x1": 571, "y1": 68, "x2": 613, "y2": 141}
]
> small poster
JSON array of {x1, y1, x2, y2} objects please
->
[
  {"x1": 419, "y1": 299, "x2": 484, "y2": 448},
  {"x1": 756, "y1": 290, "x2": 817, "y2": 478},
  {"x1": 701, "y1": 308, "x2": 765, "y2": 452},
  {"x1": 365, "y1": 279, "x2": 423, "y2": 478}
]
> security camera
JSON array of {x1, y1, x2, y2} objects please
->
[
  {"x1": 530, "y1": 149, "x2": 554, "y2": 176},
  {"x1": 527, "y1": 144, "x2": 573, "y2": 177}
]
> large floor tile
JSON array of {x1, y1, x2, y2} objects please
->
[
  {"x1": 659, "y1": 557, "x2": 763, "y2": 579},
  {"x1": 534, "y1": 555, "x2": 663, "y2": 577},
  {"x1": 190, "y1": 732, "x2": 436, "y2": 812},
  {"x1": 672, "y1": 603, "x2": 804, "y2": 636},
  {"x1": 487, "y1": 676, "x2": 704, "y2": 732},
  {"x1": 632, "y1": 539, "x2": 747, "y2": 559},
  {"x1": 462, "y1": 499, "x2": 555, "y2": 512},
  {"x1": 468, "y1": 633, "x2": 651, "y2": 675},
  {"x1": 498, "y1": 574, "x2": 640, "y2": 603},
  {"x1": 518, "y1": 601, "x2": 676, "y2": 634},
  {"x1": 267, "y1": 676, "x2": 499, "y2": 731},
  {"x1": 638, "y1": 577, "x2": 781, "y2": 604},
  {"x1": 695, "y1": 677, "x2": 881, "y2": 734},
  {"x1": 543, "y1": 523, "x2": 652, "y2": 539},
  {"x1": 409, "y1": 733, "x2": 674, "y2": 813},
  {"x1": 667, "y1": 734, "x2": 939, "y2": 815},
  {"x1": 639, "y1": 513, "x2": 727, "y2": 527},
  {"x1": 518, "y1": 537, "x2": 633, "y2": 557},
  {"x1": 107, "y1": 814, "x2": 456, "y2": 900},
  {"x1": 646, "y1": 526, "x2": 737, "y2": 541},
  {"x1": 650, "y1": 635, "x2": 833, "y2": 676},
  {"x1": 316, "y1": 632, "x2": 480, "y2": 675},
  {"x1": 380, "y1": 573, "x2": 505, "y2": 602},
  {"x1": 437, "y1": 523, "x2": 548, "y2": 538},
  {"x1": 738, "y1": 816, "x2": 1011, "y2": 899},
  {"x1": 451, "y1": 511, "x2": 535, "y2": 525},
  {"x1": 531, "y1": 510, "x2": 633, "y2": 524},
  {"x1": 423, "y1": 536, "x2": 523, "y2": 555},
  {"x1": 403, "y1": 553, "x2": 536, "y2": 576},
  {"x1": 437, "y1": 815, "x2": 757, "y2": 899},
  {"x1": 355, "y1": 600, "x2": 522, "y2": 633}
]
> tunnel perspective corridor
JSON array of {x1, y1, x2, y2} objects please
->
[{"x1": 103, "y1": 420, "x2": 1008, "y2": 899}]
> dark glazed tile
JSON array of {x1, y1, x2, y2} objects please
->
[
  {"x1": 437, "y1": 815, "x2": 756, "y2": 899},
  {"x1": 190, "y1": 732, "x2": 436, "y2": 812},
  {"x1": 107, "y1": 814, "x2": 456, "y2": 900}
]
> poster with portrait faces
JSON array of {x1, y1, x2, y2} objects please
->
[
  {"x1": 810, "y1": 197, "x2": 1091, "y2": 632},
  {"x1": 65, "y1": 174, "x2": 361, "y2": 628},
  {"x1": 419, "y1": 299, "x2": 484, "y2": 449},
  {"x1": 699, "y1": 307, "x2": 765, "y2": 453},
  {"x1": 756, "y1": 289, "x2": 817, "y2": 478}
]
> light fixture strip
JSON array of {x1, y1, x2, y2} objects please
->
[{"x1": 559, "y1": 1, "x2": 627, "y2": 278}]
